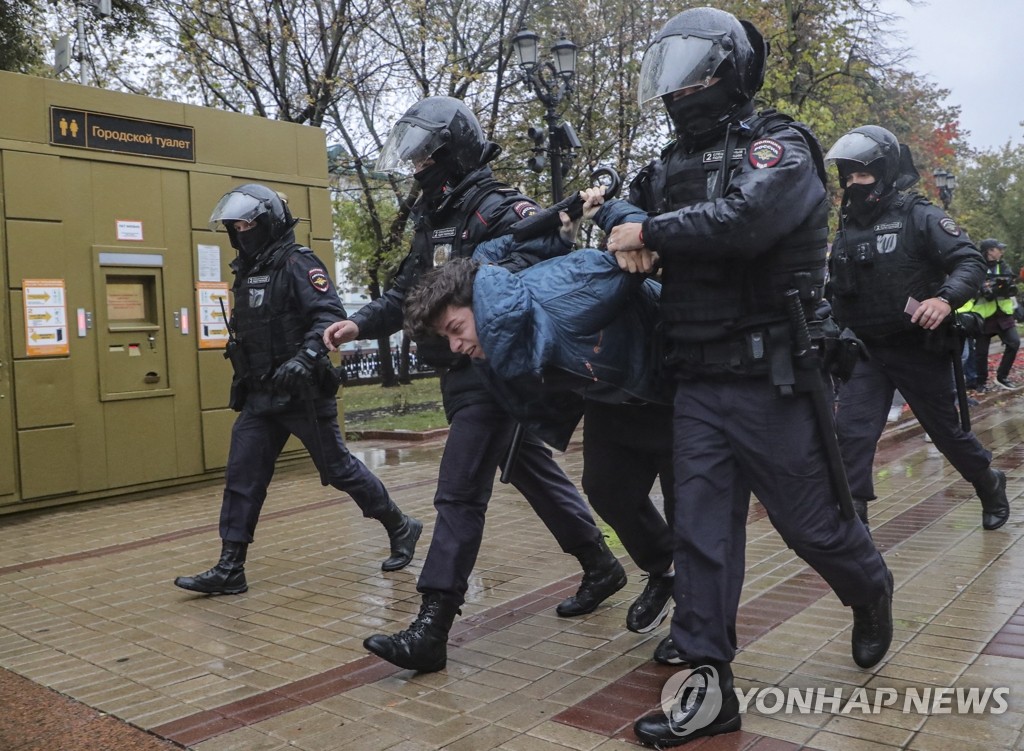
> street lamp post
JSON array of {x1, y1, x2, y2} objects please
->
[
  {"x1": 511, "y1": 28, "x2": 579, "y2": 203},
  {"x1": 933, "y1": 168, "x2": 957, "y2": 211}
]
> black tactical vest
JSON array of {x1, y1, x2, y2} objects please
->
[
  {"x1": 642, "y1": 112, "x2": 830, "y2": 341},
  {"x1": 829, "y1": 194, "x2": 935, "y2": 339},
  {"x1": 232, "y1": 243, "x2": 309, "y2": 385}
]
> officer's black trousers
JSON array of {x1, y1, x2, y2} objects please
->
[
  {"x1": 671, "y1": 379, "x2": 889, "y2": 664},
  {"x1": 220, "y1": 405, "x2": 392, "y2": 542},
  {"x1": 581, "y1": 401, "x2": 674, "y2": 576},
  {"x1": 837, "y1": 345, "x2": 992, "y2": 504},
  {"x1": 417, "y1": 399, "x2": 601, "y2": 603}
]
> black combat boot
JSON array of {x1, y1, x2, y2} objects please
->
[
  {"x1": 851, "y1": 568, "x2": 894, "y2": 668},
  {"x1": 379, "y1": 505, "x2": 423, "y2": 572},
  {"x1": 627, "y1": 572, "x2": 674, "y2": 633},
  {"x1": 634, "y1": 660, "x2": 741, "y2": 747},
  {"x1": 653, "y1": 635, "x2": 686, "y2": 666},
  {"x1": 363, "y1": 592, "x2": 461, "y2": 672},
  {"x1": 973, "y1": 468, "x2": 1010, "y2": 530},
  {"x1": 174, "y1": 541, "x2": 248, "y2": 595},
  {"x1": 556, "y1": 536, "x2": 627, "y2": 617}
]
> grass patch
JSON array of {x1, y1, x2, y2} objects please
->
[{"x1": 341, "y1": 377, "x2": 447, "y2": 433}]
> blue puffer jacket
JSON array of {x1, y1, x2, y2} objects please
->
[{"x1": 470, "y1": 199, "x2": 667, "y2": 448}]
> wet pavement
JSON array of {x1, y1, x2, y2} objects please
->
[{"x1": 2, "y1": 387, "x2": 1024, "y2": 751}]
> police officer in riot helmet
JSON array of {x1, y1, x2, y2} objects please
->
[
  {"x1": 324, "y1": 97, "x2": 624, "y2": 673},
  {"x1": 174, "y1": 184, "x2": 421, "y2": 596},
  {"x1": 605, "y1": 9, "x2": 894, "y2": 746},
  {"x1": 825, "y1": 126, "x2": 1009, "y2": 533}
]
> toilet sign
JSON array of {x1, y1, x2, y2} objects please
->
[{"x1": 23, "y1": 279, "x2": 69, "y2": 356}]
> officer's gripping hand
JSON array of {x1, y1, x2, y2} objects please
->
[
  {"x1": 323, "y1": 320, "x2": 359, "y2": 351},
  {"x1": 272, "y1": 347, "x2": 319, "y2": 393}
]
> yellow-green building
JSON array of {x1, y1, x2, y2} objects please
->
[{"x1": 0, "y1": 70, "x2": 334, "y2": 513}]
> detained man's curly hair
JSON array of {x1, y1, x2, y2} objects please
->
[{"x1": 403, "y1": 257, "x2": 480, "y2": 340}]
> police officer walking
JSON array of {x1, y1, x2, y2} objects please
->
[
  {"x1": 825, "y1": 127, "x2": 1011, "y2": 531},
  {"x1": 174, "y1": 184, "x2": 421, "y2": 595},
  {"x1": 602, "y1": 9, "x2": 894, "y2": 746},
  {"x1": 323, "y1": 98, "x2": 625, "y2": 673}
]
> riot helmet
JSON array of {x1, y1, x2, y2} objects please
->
[
  {"x1": 826, "y1": 126, "x2": 923, "y2": 222},
  {"x1": 824, "y1": 126, "x2": 901, "y2": 190},
  {"x1": 376, "y1": 97, "x2": 493, "y2": 193},
  {"x1": 209, "y1": 184, "x2": 297, "y2": 259},
  {"x1": 638, "y1": 7, "x2": 767, "y2": 140}
]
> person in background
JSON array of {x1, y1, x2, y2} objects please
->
[{"x1": 970, "y1": 239, "x2": 1021, "y2": 391}]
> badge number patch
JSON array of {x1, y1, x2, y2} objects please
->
[
  {"x1": 749, "y1": 138, "x2": 784, "y2": 169},
  {"x1": 308, "y1": 268, "x2": 330, "y2": 293}
]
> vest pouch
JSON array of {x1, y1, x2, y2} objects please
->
[
  {"x1": 228, "y1": 376, "x2": 248, "y2": 412},
  {"x1": 829, "y1": 252, "x2": 858, "y2": 297}
]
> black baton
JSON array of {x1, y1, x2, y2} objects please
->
[{"x1": 785, "y1": 290, "x2": 856, "y2": 521}]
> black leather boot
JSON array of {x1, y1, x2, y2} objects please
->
[
  {"x1": 174, "y1": 541, "x2": 248, "y2": 595},
  {"x1": 556, "y1": 536, "x2": 627, "y2": 617},
  {"x1": 363, "y1": 592, "x2": 461, "y2": 672},
  {"x1": 852, "y1": 568, "x2": 893, "y2": 668},
  {"x1": 379, "y1": 505, "x2": 423, "y2": 571},
  {"x1": 634, "y1": 661, "x2": 740, "y2": 746},
  {"x1": 973, "y1": 468, "x2": 1010, "y2": 530}
]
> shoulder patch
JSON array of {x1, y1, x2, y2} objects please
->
[
  {"x1": 512, "y1": 201, "x2": 538, "y2": 220},
  {"x1": 939, "y1": 217, "x2": 961, "y2": 237},
  {"x1": 308, "y1": 268, "x2": 330, "y2": 293},
  {"x1": 749, "y1": 138, "x2": 785, "y2": 169}
]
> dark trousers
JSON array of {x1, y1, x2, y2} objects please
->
[
  {"x1": 417, "y1": 399, "x2": 601, "y2": 603},
  {"x1": 837, "y1": 346, "x2": 992, "y2": 504},
  {"x1": 220, "y1": 404, "x2": 392, "y2": 542},
  {"x1": 671, "y1": 379, "x2": 889, "y2": 664},
  {"x1": 974, "y1": 324, "x2": 1020, "y2": 385},
  {"x1": 582, "y1": 401, "x2": 674, "y2": 576}
]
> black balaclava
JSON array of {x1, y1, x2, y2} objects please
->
[
  {"x1": 663, "y1": 64, "x2": 749, "y2": 147},
  {"x1": 414, "y1": 162, "x2": 450, "y2": 200},
  {"x1": 841, "y1": 159, "x2": 893, "y2": 223},
  {"x1": 233, "y1": 221, "x2": 272, "y2": 262}
]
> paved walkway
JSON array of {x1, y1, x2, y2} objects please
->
[{"x1": 3, "y1": 389, "x2": 1024, "y2": 751}]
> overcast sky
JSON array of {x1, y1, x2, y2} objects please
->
[{"x1": 878, "y1": 0, "x2": 1023, "y2": 153}]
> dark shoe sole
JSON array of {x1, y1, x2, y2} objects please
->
[
  {"x1": 381, "y1": 518, "x2": 423, "y2": 572},
  {"x1": 173, "y1": 577, "x2": 248, "y2": 595},
  {"x1": 634, "y1": 712, "x2": 741, "y2": 747}
]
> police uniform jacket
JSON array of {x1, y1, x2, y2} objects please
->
[
  {"x1": 230, "y1": 229, "x2": 345, "y2": 415},
  {"x1": 628, "y1": 109, "x2": 831, "y2": 375},
  {"x1": 828, "y1": 193, "x2": 985, "y2": 343},
  {"x1": 348, "y1": 165, "x2": 558, "y2": 419}
]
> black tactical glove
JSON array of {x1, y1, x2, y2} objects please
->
[{"x1": 272, "y1": 347, "x2": 319, "y2": 393}]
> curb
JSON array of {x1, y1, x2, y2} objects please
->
[{"x1": 345, "y1": 427, "x2": 449, "y2": 442}]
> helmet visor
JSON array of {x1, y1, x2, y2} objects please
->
[
  {"x1": 376, "y1": 119, "x2": 450, "y2": 176},
  {"x1": 638, "y1": 34, "x2": 730, "y2": 106},
  {"x1": 208, "y1": 190, "x2": 269, "y2": 231},
  {"x1": 824, "y1": 132, "x2": 889, "y2": 167}
]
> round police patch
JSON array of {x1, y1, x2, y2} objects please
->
[
  {"x1": 939, "y1": 217, "x2": 961, "y2": 237},
  {"x1": 749, "y1": 138, "x2": 784, "y2": 169},
  {"x1": 308, "y1": 268, "x2": 330, "y2": 293},
  {"x1": 512, "y1": 201, "x2": 538, "y2": 219}
]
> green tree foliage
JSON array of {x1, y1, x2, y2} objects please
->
[
  {"x1": 0, "y1": 0, "x2": 44, "y2": 73},
  {"x1": 952, "y1": 143, "x2": 1024, "y2": 267}
]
